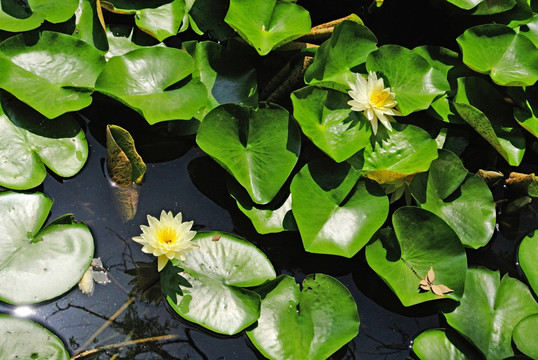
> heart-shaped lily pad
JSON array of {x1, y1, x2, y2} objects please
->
[
  {"x1": 443, "y1": 267, "x2": 538, "y2": 360},
  {"x1": 290, "y1": 159, "x2": 388, "y2": 257},
  {"x1": 413, "y1": 329, "x2": 482, "y2": 360},
  {"x1": 454, "y1": 77, "x2": 525, "y2": 166},
  {"x1": 0, "y1": 314, "x2": 69, "y2": 359},
  {"x1": 196, "y1": 103, "x2": 300, "y2": 204},
  {"x1": 0, "y1": 0, "x2": 78, "y2": 32},
  {"x1": 0, "y1": 31, "x2": 106, "y2": 118},
  {"x1": 246, "y1": 274, "x2": 360, "y2": 360},
  {"x1": 410, "y1": 149, "x2": 496, "y2": 249},
  {"x1": 0, "y1": 191, "x2": 94, "y2": 304},
  {"x1": 184, "y1": 40, "x2": 258, "y2": 119},
  {"x1": 134, "y1": 0, "x2": 186, "y2": 41},
  {"x1": 225, "y1": 0, "x2": 311, "y2": 56},
  {"x1": 513, "y1": 314, "x2": 538, "y2": 359},
  {"x1": 366, "y1": 45, "x2": 449, "y2": 116},
  {"x1": 519, "y1": 229, "x2": 538, "y2": 295},
  {"x1": 303, "y1": 20, "x2": 378, "y2": 92},
  {"x1": 161, "y1": 231, "x2": 276, "y2": 335},
  {"x1": 291, "y1": 86, "x2": 371, "y2": 162},
  {"x1": 347, "y1": 123, "x2": 438, "y2": 184},
  {"x1": 95, "y1": 47, "x2": 207, "y2": 124},
  {"x1": 0, "y1": 94, "x2": 88, "y2": 190},
  {"x1": 365, "y1": 207, "x2": 467, "y2": 306},
  {"x1": 457, "y1": 24, "x2": 538, "y2": 86}
]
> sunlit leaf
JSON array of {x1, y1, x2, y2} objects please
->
[
  {"x1": 413, "y1": 329, "x2": 482, "y2": 360},
  {"x1": 0, "y1": 0, "x2": 78, "y2": 32},
  {"x1": 513, "y1": 314, "x2": 538, "y2": 359},
  {"x1": 135, "y1": 0, "x2": 186, "y2": 41},
  {"x1": 519, "y1": 229, "x2": 538, "y2": 295},
  {"x1": 73, "y1": 0, "x2": 109, "y2": 52}
]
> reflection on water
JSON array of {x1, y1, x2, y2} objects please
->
[{"x1": 0, "y1": 116, "x2": 536, "y2": 359}]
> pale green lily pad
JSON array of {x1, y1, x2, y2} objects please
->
[
  {"x1": 135, "y1": 0, "x2": 186, "y2": 41},
  {"x1": 0, "y1": 94, "x2": 88, "y2": 190},
  {"x1": 454, "y1": 77, "x2": 525, "y2": 166},
  {"x1": 184, "y1": 41, "x2": 258, "y2": 119},
  {"x1": 196, "y1": 103, "x2": 300, "y2": 204},
  {"x1": 444, "y1": 267, "x2": 538, "y2": 360},
  {"x1": 161, "y1": 231, "x2": 276, "y2": 335},
  {"x1": 365, "y1": 207, "x2": 467, "y2": 307},
  {"x1": 366, "y1": 45, "x2": 449, "y2": 116},
  {"x1": 0, "y1": 191, "x2": 95, "y2": 304},
  {"x1": 410, "y1": 150, "x2": 496, "y2": 249},
  {"x1": 413, "y1": 329, "x2": 482, "y2": 360},
  {"x1": 519, "y1": 229, "x2": 538, "y2": 295},
  {"x1": 291, "y1": 86, "x2": 371, "y2": 162},
  {"x1": 303, "y1": 20, "x2": 377, "y2": 92},
  {"x1": 0, "y1": 314, "x2": 69, "y2": 359},
  {"x1": 246, "y1": 274, "x2": 359, "y2": 360},
  {"x1": 291, "y1": 159, "x2": 388, "y2": 257},
  {"x1": 0, "y1": 31, "x2": 106, "y2": 119},
  {"x1": 0, "y1": 0, "x2": 78, "y2": 32},
  {"x1": 347, "y1": 123, "x2": 438, "y2": 184},
  {"x1": 225, "y1": 0, "x2": 311, "y2": 56},
  {"x1": 457, "y1": 24, "x2": 538, "y2": 86},
  {"x1": 513, "y1": 314, "x2": 538, "y2": 359},
  {"x1": 95, "y1": 47, "x2": 207, "y2": 124}
]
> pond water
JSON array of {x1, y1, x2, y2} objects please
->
[{"x1": 0, "y1": 101, "x2": 536, "y2": 359}]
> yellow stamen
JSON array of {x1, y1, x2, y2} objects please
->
[
  {"x1": 370, "y1": 90, "x2": 390, "y2": 107},
  {"x1": 158, "y1": 227, "x2": 177, "y2": 245}
]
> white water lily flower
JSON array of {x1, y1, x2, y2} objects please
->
[
  {"x1": 347, "y1": 71, "x2": 401, "y2": 135},
  {"x1": 133, "y1": 210, "x2": 198, "y2": 272}
]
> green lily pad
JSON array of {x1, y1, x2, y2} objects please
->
[
  {"x1": 513, "y1": 84, "x2": 538, "y2": 138},
  {"x1": 519, "y1": 229, "x2": 538, "y2": 295},
  {"x1": 0, "y1": 0, "x2": 78, "y2": 32},
  {"x1": 457, "y1": 24, "x2": 538, "y2": 86},
  {"x1": 454, "y1": 77, "x2": 525, "y2": 166},
  {"x1": 513, "y1": 314, "x2": 538, "y2": 359},
  {"x1": 95, "y1": 47, "x2": 207, "y2": 124},
  {"x1": 303, "y1": 20, "x2": 377, "y2": 92},
  {"x1": 105, "y1": 25, "x2": 165, "y2": 60},
  {"x1": 410, "y1": 150, "x2": 496, "y2": 249},
  {"x1": 0, "y1": 31, "x2": 106, "y2": 119},
  {"x1": 347, "y1": 123, "x2": 438, "y2": 184},
  {"x1": 365, "y1": 207, "x2": 467, "y2": 307},
  {"x1": 0, "y1": 94, "x2": 88, "y2": 190},
  {"x1": 413, "y1": 329, "x2": 482, "y2": 360},
  {"x1": 444, "y1": 267, "x2": 538, "y2": 360},
  {"x1": 0, "y1": 314, "x2": 69, "y2": 359},
  {"x1": 291, "y1": 86, "x2": 371, "y2": 162},
  {"x1": 135, "y1": 0, "x2": 186, "y2": 41},
  {"x1": 225, "y1": 0, "x2": 311, "y2": 56},
  {"x1": 519, "y1": 14, "x2": 538, "y2": 47},
  {"x1": 161, "y1": 231, "x2": 276, "y2": 335},
  {"x1": 290, "y1": 159, "x2": 388, "y2": 257},
  {"x1": 0, "y1": 191, "x2": 95, "y2": 304},
  {"x1": 100, "y1": 0, "x2": 172, "y2": 13},
  {"x1": 184, "y1": 41, "x2": 258, "y2": 119},
  {"x1": 246, "y1": 274, "x2": 359, "y2": 360},
  {"x1": 72, "y1": 0, "x2": 109, "y2": 52},
  {"x1": 189, "y1": 0, "x2": 236, "y2": 41},
  {"x1": 196, "y1": 103, "x2": 300, "y2": 204},
  {"x1": 366, "y1": 45, "x2": 449, "y2": 116}
]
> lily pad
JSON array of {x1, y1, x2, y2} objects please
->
[
  {"x1": 365, "y1": 207, "x2": 467, "y2": 307},
  {"x1": 0, "y1": 31, "x2": 106, "y2": 118},
  {"x1": 410, "y1": 149, "x2": 496, "y2": 249},
  {"x1": 0, "y1": 314, "x2": 69, "y2": 359},
  {"x1": 291, "y1": 86, "x2": 371, "y2": 162},
  {"x1": 457, "y1": 24, "x2": 538, "y2": 86},
  {"x1": 246, "y1": 274, "x2": 360, "y2": 360},
  {"x1": 454, "y1": 77, "x2": 525, "y2": 166},
  {"x1": 366, "y1": 45, "x2": 449, "y2": 116},
  {"x1": 347, "y1": 123, "x2": 438, "y2": 184},
  {"x1": 196, "y1": 103, "x2": 300, "y2": 204},
  {"x1": 184, "y1": 41, "x2": 258, "y2": 119},
  {"x1": 0, "y1": 94, "x2": 88, "y2": 190},
  {"x1": 100, "y1": 0, "x2": 172, "y2": 13},
  {"x1": 0, "y1": 191, "x2": 95, "y2": 304},
  {"x1": 0, "y1": 0, "x2": 78, "y2": 32},
  {"x1": 413, "y1": 329, "x2": 482, "y2": 360},
  {"x1": 105, "y1": 25, "x2": 165, "y2": 60},
  {"x1": 95, "y1": 47, "x2": 207, "y2": 124},
  {"x1": 303, "y1": 20, "x2": 377, "y2": 92},
  {"x1": 444, "y1": 267, "x2": 538, "y2": 360},
  {"x1": 290, "y1": 159, "x2": 388, "y2": 257},
  {"x1": 513, "y1": 84, "x2": 538, "y2": 138},
  {"x1": 106, "y1": 124, "x2": 146, "y2": 186},
  {"x1": 135, "y1": 0, "x2": 186, "y2": 41},
  {"x1": 513, "y1": 314, "x2": 538, "y2": 359},
  {"x1": 519, "y1": 229, "x2": 538, "y2": 295},
  {"x1": 72, "y1": 0, "x2": 109, "y2": 52},
  {"x1": 161, "y1": 231, "x2": 276, "y2": 335},
  {"x1": 225, "y1": 0, "x2": 311, "y2": 56},
  {"x1": 189, "y1": 0, "x2": 236, "y2": 41}
]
